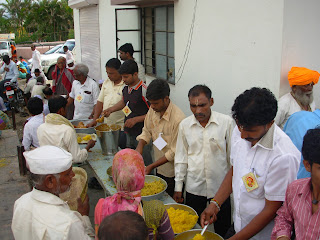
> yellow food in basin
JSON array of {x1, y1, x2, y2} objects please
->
[
  {"x1": 77, "y1": 136, "x2": 82, "y2": 143},
  {"x1": 141, "y1": 180, "x2": 165, "y2": 196},
  {"x1": 193, "y1": 234, "x2": 205, "y2": 240},
  {"x1": 77, "y1": 134, "x2": 94, "y2": 143},
  {"x1": 167, "y1": 207, "x2": 198, "y2": 234},
  {"x1": 82, "y1": 135, "x2": 92, "y2": 141}
]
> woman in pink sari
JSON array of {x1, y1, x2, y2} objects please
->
[
  {"x1": 51, "y1": 56, "x2": 75, "y2": 119},
  {"x1": 94, "y1": 149, "x2": 174, "y2": 240},
  {"x1": 51, "y1": 56, "x2": 74, "y2": 95}
]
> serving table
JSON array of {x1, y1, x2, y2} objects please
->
[{"x1": 80, "y1": 141, "x2": 201, "y2": 229}]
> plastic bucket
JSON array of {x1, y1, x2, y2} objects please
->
[{"x1": 95, "y1": 124, "x2": 120, "y2": 155}]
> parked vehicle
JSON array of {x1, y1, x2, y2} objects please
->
[
  {"x1": 0, "y1": 40, "x2": 16, "y2": 58},
  {"x1": 43, "y1": 44, "x2": 63, "y2": 55},
  {"x1": 4, "y1": 81, "x2": 25, "y2": 112}
]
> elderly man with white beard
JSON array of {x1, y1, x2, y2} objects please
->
[{"x1": 275, "y1": 67, "x2": 319, "y2": 129}]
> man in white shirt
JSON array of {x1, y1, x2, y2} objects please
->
[
  {"x1": 201, "y1": 87, "x2": 300, "y2": 240},
  {"x1": 118, "y1": 43, "x2": 146, "y2": 83},
  {"x1": 64, "y1": 46, "x2": 74, "y2": 63},
  {"x1": 37, "y1": 96, "x2": 95, "y2": 163},
  {"x1": 31, "y1": 76, "x2": 46, "y2": 99},
  {"x1": 68, "y1": 63, "x2": 100, "y2": 120},
  {"x1": 12, "y1": 145, "x2": 95, "y2": 239},
  {"x1": 22, "y1": 97, "x2": 44, "y2": 150},
  {"x1": 174, "y1": 85, "x2": 234, "y2": 236},
  {"x1": 30, "y1": 44, "x2": 42, "y2": 73},
  {"x1": 24, "y1": 70, "x2": 40, "y2": 95},
  {"x1": 0, "y1": 55, "x2": 19, "y2": 100},
  {"x1": 31, "y1": 68, "x2": 48, "y2": 83},
  {"x1": 275, "y1": 66, "x2": 319, "y2": 129}
]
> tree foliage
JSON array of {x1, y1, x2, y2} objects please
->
[{"x1": 0, "y1": 0, "x2": 74, "y2": 43}]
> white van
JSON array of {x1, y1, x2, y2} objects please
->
[{"x1": 0, "y1": 40, "x2": 16, "y2": 58}]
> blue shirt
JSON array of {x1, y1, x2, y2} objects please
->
[{"x1": 283, "y1": 109, "x2": 320, "y2": 179}]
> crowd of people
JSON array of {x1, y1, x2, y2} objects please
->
[{"x1": 0, "y1": 41, "x2": 319, "y2": 240}]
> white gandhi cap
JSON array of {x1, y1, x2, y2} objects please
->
[
  {"x1": 24, "y1": 145, "x2": 72, "y2": 174},
  {"x1": 67, "y1": 59, "x2": 74, "y2": 64}
]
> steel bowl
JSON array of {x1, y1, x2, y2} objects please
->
[
  {"x1": 70, "y1": 119, "x2": 96, "y2": 134},
  {"x1": 95, "y1": 124, "x2": 120, "y2": 155},
  {"x1": 141, "y1": 175, "x2": 167, "y2": 201},
  {"x1": 174, "y1": 229, "x2": 224, "y2": 240},
  {"x1": 164, "y1": 203, "x2": 199, "y2": 234}
]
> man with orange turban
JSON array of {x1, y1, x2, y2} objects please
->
[{"x1": 275, "y1": 67, "x2": 319, "y2": 129}]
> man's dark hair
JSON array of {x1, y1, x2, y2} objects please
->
[
  {"x1": 188, "y1": 85, "x2": 212, "y2": 99},
  {"x1": 2, "y1": 55, "x2": 10, "y2": 63},
  {"x1": 119, "y1": 43, "x2": 134, "y2": 57},
  {"x1": 36, "y1": 76, "x2": 44, "y2": 84},
  {"x1": 231, "y1": 87, "x2": 278, "y2": 127},
  {"x1": 105, "y1": 58, "x2": 121, "y2": 70},
  {"x1": 98, "y1": 211, "x2": 148, "y2": 240},
  {"x1": 27, "y1": 97, "x2": 43, "y2": 115},
  {"x1": 26, "y1": 73, "x2": 32, "y2": 80},
  {"x1": 43, "y1": 86, "x2": 53, "y2": 96},
  {"x1": 19, "y1": 56, "x2": 23, "y2": 59},
  {"x1": 118, "y1": 59, "x2": 138, "y2": 75},
  {"x1": 302, "y1": 127, "x2": 320, "y2": 166},
  {"x1": 63, "y1": 46, "x2": 68, "y2": 50},
  {"x1": 48, "y1": 96, "x2": 67, "y2": 113},
  {"x1": 34, "y1": 68, "x2": 40, "y2": 73},
  {"x1": 146, "y1": 79, "x2": 170, "y2": 100}
]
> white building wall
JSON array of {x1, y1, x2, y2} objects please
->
[
  {"x1": 74, "y1": 0, "x2": 319, "y2": 117},
  {"x1": 98, "y1": 1, "x2": 137, "y2": 81},
  {"x1": 172, "y1": 0, "x2": 285, "y2": 116},
  {"x1": 73, "y1": 8, "x2": 81, "y2": 63},
  {"x1": 72, "y1": 0, "x2": 135, "y2": 81},
  {"x1": 280, "y1": 0, "x2": 320, "y2": 108}
]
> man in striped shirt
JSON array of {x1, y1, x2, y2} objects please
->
[
  {"x1": 272, "y1": 127, "x2": 320, "y2": 240},
  {"x1": 103, "y1": 59, "x2": 152, "y2": 166}
]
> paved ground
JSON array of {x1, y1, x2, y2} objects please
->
[
  {"x1": 0, "y1": 128, "x2": 104, "y2": 239},
  {"x1": 0, "y1": 130, "x2": 30, "y2": 240}
]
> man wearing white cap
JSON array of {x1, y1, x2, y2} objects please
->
[
  {"x1": 67, "y1": 58, "x2": 75, "y2": 70},
  {"x1": 11, "y1": 146, "x2": 95, "y2": 239}
]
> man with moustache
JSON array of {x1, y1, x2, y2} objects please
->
[
  {"x1": 87, "y1": 58, "x2": 125, "y2": 129},
  {"x1": 174, "y1": 85, "x2": 234, "y2": 237},
  {"x1": 136, "y1": 79, "x2": 185, "y2": 197},
  {"x1": 11, "y1": 146, "x2": 95, "y2": 239},
  {"x1": 201, "y1": 88, "x2": 300, "y2": 240},
  {"x1": 275, "y1": 67, "x2": 319, "y2": 129},
  {"x1": 67, "y1": 63, "x2": 100, "y2": 120}
]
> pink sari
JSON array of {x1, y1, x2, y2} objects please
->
[{"x1": 94, "y1": 149, "x2": 145, "y2": 230}]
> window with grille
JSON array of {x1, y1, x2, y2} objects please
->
[{"x1": 144, "y1": 5, "x2": 175, "y2": 84}]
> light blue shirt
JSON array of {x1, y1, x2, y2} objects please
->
[
  {"x1": 0, "y1": 60, "x2": 19, "y2": 84},
  {"x1": 283, "y1": 109, "x2": 320, "y2": 179}
]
